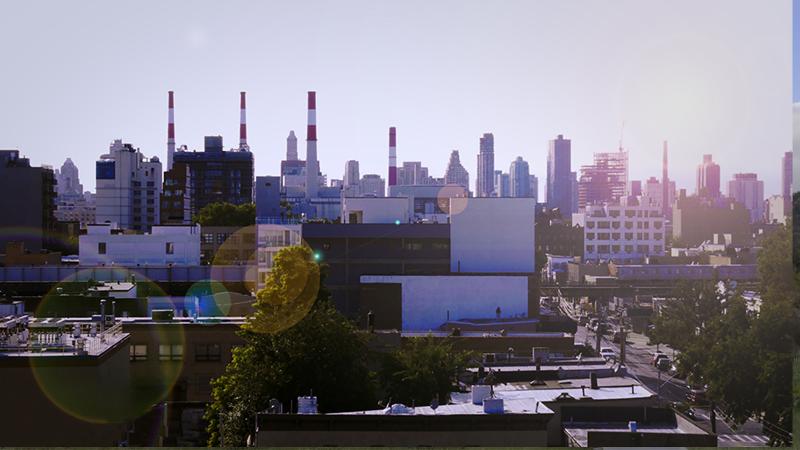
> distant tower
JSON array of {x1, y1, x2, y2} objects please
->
[
  {"x1": 287, "y1": 131, "x2": 298, "y2": 161},
  {"x1": 305, "y1": 91, "x2": 319, "y2": 199},
  {"x1": 167, "y1": 91, "x2": 175, "y2": 171},
  {"x1": 782, "y1": 151, "x2": 793, "y2": 212},
  {"x1": 547, "y1": 134, "x2": 572, "y2": 215},
  {"x1": 444, "y1": 150, "x2": 469, "y2": 189},
  {"x1": 509, "y1": 157, "x2": 531, "y2": 198},
  {"x1": 696, "y1": 154, "x2": 721, "y2": 198},
  {"x1": 388, "y1": 127, "x2": 397, "y2": 186},
  {"x1": 239, "y1": 92, "x2": 249, "y2": 151},
  {"x1": 476, "y1": 133, "x2": 495, "y2": 197},
  {"x1": 662, "y1": 141, "x2": 670, "y2": 217}
]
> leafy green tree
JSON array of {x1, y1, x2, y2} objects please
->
[
  {"x1": 652, "y1": 225, "x2": 796, "y2": 445},
  {"x1": 204, "y1": 246, "x2": 376, "y2": 446},
  {"x1": 378, "y1": 336, "x2": 472, "y2": 407},
  {"x1": 193, "y1": 202, "x2": 255, "y2": 227}
]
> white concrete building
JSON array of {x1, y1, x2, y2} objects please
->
[
  {"x1": 95, "y1": 139, "x2": 162, "y2": 232},
  {"x1": 342, "y1": 197, "x2": 409, "y2": 224},
  {"x1": 572, "y1": 201, "x2": 665, "y2": 263},
  {"x1": 361, "y1": 274, "x2": 532, "y2": 331},
  {"x1": 450, "y1": 197, "x2": 536, "y2": 273},
  {"x1": 256, "y1": 223, "x2": 303, "y2": 289},
  {"x1": 79, "y1": 224, "x2": 200, "y2": 266},
  {"x1": 388, "y1": 184, "x2": 469, "y2": 223},
  {"x1": 764, "y1": 194, "x2": 787, "y2": 224}
]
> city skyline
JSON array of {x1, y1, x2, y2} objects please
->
[{"x1": 0, "y1": 0, "x2": 791, "y2": 195}]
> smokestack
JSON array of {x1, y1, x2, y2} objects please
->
[
  {"x1": 388, "y1": 127, "x2": 397, "y2": 187},
  {"x1": 167, "y1": 91, "x2": 175, "y2": 171},
  {"x1": 662, "y1": 141, "x2": 669, "y2": 217},
  {"x1": 239, "y1": 92, "x2": 249, "y2": 151},
  {"x1": 305, "y1": 91, "x2": 319, "y2": 199}
]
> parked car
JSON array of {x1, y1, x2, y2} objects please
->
[
  {"x1": 653, "y1": 354, "x2": 669, "y2": 367},
  {"x1": 651, "y1": 351, "x2": 665, "y2": 365},
  {"x1": 656, "y1": 356, "x2": 671, "y2": 371},
  {"x1": 600, "y1": 347, "x2": 616, "y2": 360},
  {"x1": 686, "y1": 386, "x2": 707, "y2": 404}
]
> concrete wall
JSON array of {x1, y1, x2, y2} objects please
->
[
  {"x1": 80, "y1": 226, "x2": 201, "y2": 266},
  {"x1": 341, "y1": 197, "x2": 409, "y2": 224},
  {"x1": 450, "y1": 198, "x2": 536, "y2": 273},
  {"x1": 362, "y1": 275, "x2": 530, "y2": 331}
]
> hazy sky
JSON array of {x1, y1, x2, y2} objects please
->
[{"x1": 0, "y1": 0, "x2": 792, "y2": 195}]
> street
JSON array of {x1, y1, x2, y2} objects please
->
[{"x1": 558, "y1": 296, "x2": 772, "y2": 446}]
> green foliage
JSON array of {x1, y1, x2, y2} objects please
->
[
  {"x1": 378, "y1": 336, "x2": 472, "y2": 407},
  {"x1": 652, "y1": 225, "x2": 796, "y2": 445},
  {"x1": 192, "y1": 202, "x2": 255, "y2": 227},
  {"x1": 204, "y1": 246, "x2": 376, "y2": 446}
]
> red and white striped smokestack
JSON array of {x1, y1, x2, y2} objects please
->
[
  {"x1": 388, "y1": 127, "x2": 397, "y2": 186},
  {"x1": 305, "y1": 91, "x2": 319, "y2": 199},
  {"x1": 239, "y1": 91, "x2": 248, "y2": 150},
  {"x1": 167, "y1": 91, "x2": 175, "y2": 171}
]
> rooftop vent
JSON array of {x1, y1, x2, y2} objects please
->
[
  {"x1": 471, "y1": 384, "x2": 492, "y2": 405},
  {"x1": 483, "y1": 398, "x2": 504, "y2": 414}
]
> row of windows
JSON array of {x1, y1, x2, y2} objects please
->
[
  {"x1": 201, "y1": 233, "x2": 256, "y2": 245},
  {"x1": 586, "y1": 221, "x2": 663, "y2": 230},
  {"x1": 129, "y1": 343, "x2": 224, "y2": 362},
  {"x1": 592, "y1": 209, "x2": 661, "y2": 218},
  {"x1": 586, "y1": 232, "x2": 663, "y2": 241},
  {"x1": 98, "y1": 242, "x2": 176, "y2": 255},
  {"x1": 586, "y1": 244, "x2": 664, "y2": 254}
]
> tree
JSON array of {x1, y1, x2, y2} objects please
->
[
  {"x1": 652, "y1": 225, "x2": 796, "y2": 445},
  {"x1": 193, "y1": 202, "x2": 255, "y2": 227},
  {"x1": 378, "y1": 336, "x2": 472, "y2": 407},
  {"x1": 204, "y1": 246, "x2": 376, "y2": 446}
]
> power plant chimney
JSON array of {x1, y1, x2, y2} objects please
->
[
  {"x1": 167, "y1": 91, "x2": 175, "y2": 171},
  {"x1": 305, "y1": 91, "x2": 319, "y2": 199},
  {"x1": 239, "y1": 91, "x2": 249, "y2": 151},
  {"x1": 388, "y1": 127, "x2": 397, "y2": 187},
  {"x1": 662, "y1": 141, "x2": 669, "y2": 217}
]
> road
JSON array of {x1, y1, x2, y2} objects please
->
[{"x1": 557, "y1": 297, "x2": 773, "y2": 446}]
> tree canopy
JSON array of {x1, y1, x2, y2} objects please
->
[
  {"x1": 652, "y1": 224, "x2": 795, "y2": 445},
  {"x1": 204, "y1": 246, "x2": 376, "y2": 446},
  {"x1": 193, "y1": 202, "x2": 255, "y2": 227},
  {"x1": 378, "y1": 336, "x2": 473, "y2": 407}
]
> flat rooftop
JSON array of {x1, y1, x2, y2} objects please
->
[{"x1": 0, "y1": 316, "x2": 128, "y2": 358}]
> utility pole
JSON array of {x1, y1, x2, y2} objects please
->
[
  {"x1": 619, "y1": 331, "x2": 626, "y2": 364},
  {"x1": 595, "y1": 323, "x2": 603, "y2": 354}
]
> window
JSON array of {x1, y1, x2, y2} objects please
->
[
  {"x1": 195, "y1": 344, "x2": 221, "y2": 362},
  {"x1": 612, "y1": 245, "x2": 621, "y2": 253},
  {"x1": 159, "y1": 344, "x2": 183, "y2": 361},
  {"x1": 166, "y1": 242, "x2": 175, "y2": 254},
  {"x1": 130, "y1": 344, "x2": 148, "y2": 361},
  {"x1": 586, "y1": 233, "x2": 595, "y2": 240},
  {"x1": 598, "y1": 245, "x2": 610, "y2": 253},
  {"x1": 598, "y1": 233, "x2": 610, "y2": 240},
  {"x1": 586, "y1": 245, "x2": 595, "y2": 253},
  {"x1": 586, "y1": 221, "x2": 595, "y2": 229},
  {"x1": 611, "y1": 233, "x2": 620, "y2": 240},
  {"x1": 98, "y1": 242, "x2": 107, "y2": 254},
  {"x1": 625, "y1": 222, "x2": 633, "y2": 229},
  {"x1": 202, "y1": 233, "x2": 215, "y2": 244},
  {"x1": 598, "y1": 221, "x2": 610, "y2": 229},
  {"x1": 654, "y1": 221, "x2": 663, "y2": 229},
  {"x1": 654, "y1": 233, "x2": 663, "y2": 240}
]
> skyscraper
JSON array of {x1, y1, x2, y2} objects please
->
[
  {"x1": 56, "y1": 158, "x2": 83, "y2": 199},
  {"x1": 728, "y1": 173, "x2": 764, "y2": 223},
  {"x1": 578, "y1": 149, "x2": 628, "y2": 209},
  {"x1": 509, "y1": 156, "x2": 531, "y2": 198},
  {"x1": 444, "y1": 150, "x2": 469, "y2": 189},
  {"x1": 494, "y1": 170, "x2": 510, "y2": 197},
  {"x1": 782, "y1": 151, "x2": 792, "y2": 212},
  {"x1": 96, "y1": 139, "x2": 162, "y2": 232},
  {"x1": 343, "y1": 160, "x2": 360, "y2": 196},
  {"x1": 286, "y1": 130, "x2": 298, "y2": 161},
  {"x1": 696, "y1": 154, "x2": 721, "y2": 198},
  {"x1": 547, "y1": 134, "x2": 572, "y2": 215},
  {"x1": 662, "y1": 141, "x2": 670, "y2": 217},
  {"x1": 476, "y1": 133, "x2": 494, "y2": 197},
  {"x1": 529, "y1": 174, "x2": 539, "y2": 203},
  {"x1": 0, "y1": 150, "x2": 56, "y2": 251}
]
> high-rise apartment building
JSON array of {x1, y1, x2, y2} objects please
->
[
  {"x1": 529, "y1": 174, "x2": 539, "y2": 203},
  {"x1": 343, "y1": 160, "x2": 360, "y2": 196},
  {"x1": 55, "y1": 158, "x2": 83, "y2": 200},
  {"x1": 643, "y1": 176, "x2": 675, "y2": 212},
  {"x1": 476, "y1": 133, "x2": 494, "y2": 197},
  {"x1": 359, "y1": 174, "x2": 385, "y2": 197},
  {"x1": 696, "y1": 154, "x2": 721, "y2": 198},
  {"x1": 0, "y1": 150, "x2": 57, "y2": 251},
  {"x1": 727, "y1": 173, "x2": 764, "y2": 223},
  {"x1": 95, "y1": 140, "x2": 162, "y2": 232},
  {"x1": 546, "y1": 134, "x2": 572, "y2": 215},
  {"x1": 782, "y1": 151, "x2": 792, "y2": 212},
  {"x1": 399, "y1": 161, "x2": 431, "y2": 185},
  {"x1": 578, "y1": 149, "x2": 628, "y2": 209},
  {"x1": 168, "y1": 136, "x2": 254, "y2": 219},
  {"x1": 509, "y1": 157, "x2": 531, "y2": 198},
  {"x1": 444, "y1": 150, "x2": 469, "y2": 190},
  {"x1": 494, "y1": 170, "x2": 510, "y2": 197}
]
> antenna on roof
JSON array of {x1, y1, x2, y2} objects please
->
[{"x1": 618, "y1": 120, "x2": 626, "y2": 152}]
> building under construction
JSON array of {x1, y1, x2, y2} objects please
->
[{"x1": 577, "y1": 149, "x2": 628, "y2": 210}]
